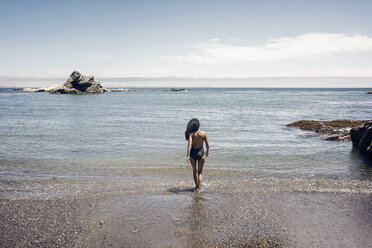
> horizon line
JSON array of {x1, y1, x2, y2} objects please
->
[
  {"x1": 1, "y1": 76, "x2": 371, "y2": 88},
  {"x1": 1, "y1": 75, "x2": 372, "y2": 80}
]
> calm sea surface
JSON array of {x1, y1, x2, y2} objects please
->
[{"x1": 0, "y1": 88, "x2": 371, "y2": 186}]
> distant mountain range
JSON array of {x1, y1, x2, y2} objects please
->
[{"x1": 1, "y1": 76, "x2": 371, "y2": 88}]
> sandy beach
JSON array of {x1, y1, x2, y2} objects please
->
[{"x1": 1, "y1": 173, "x2": 371, "y2": 247}]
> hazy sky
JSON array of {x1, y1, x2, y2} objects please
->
[{"x1": 1, "y1": 0, "x2": 372, "y2": 81}]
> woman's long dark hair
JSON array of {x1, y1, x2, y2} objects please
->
[{"x1": 185, "y1": 118, "x2": 200, "y2": 140}]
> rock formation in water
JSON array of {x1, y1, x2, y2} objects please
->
[
  {"x1": 169, "y1": 88, "x2": 189, "y2": 92},
  {"x1": 22, "y1": 87, "x2": 52, "y2": 92},
  {"x1": 22, "y1": 88, "x2": 36, "y2": 92},
  {"x1": 286, "y1": 120, "x2": 368, "y2": 141},
  {"x1": 368, "y1": 91, "x2": 372, "y2": 94},
  {"x1": 350, "y1": 122, "x2": 372, "y2": 159},
  {"x1": 49, "y1": 71, "x2": 104, "y2": 94}
]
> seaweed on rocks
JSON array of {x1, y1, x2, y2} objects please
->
[{"x1": 286, "y1": 120, "x2": 369, "y2": 141}]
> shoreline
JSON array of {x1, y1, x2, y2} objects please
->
[
  {"x1": 1, "y1": 175, "x2": 371, "y2": 247},
  {"x1": 1, "y1": 190, "x2": 371, "y2": 247}
]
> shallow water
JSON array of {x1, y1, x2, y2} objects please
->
[
  {"x1": 1, "y1": 88, "x2": 371, "y2": 184},
  {"x1": 1, "y1": 88, "x2": 372, "y2": 200}
]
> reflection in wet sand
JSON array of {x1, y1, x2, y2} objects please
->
[
  {"x1": 179, "y1": 192, "x2": 292, "y2": 247},
  {"x1": 185, "y1": 194, "x2": 207, "y2": 247}
]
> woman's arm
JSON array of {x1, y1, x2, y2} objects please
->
[
  {"x1": 187, "y1": 134, "x2": 192, "y2": 163},
  {"x1": 204, "y1": 134, "x2": 209, "y2": 157}
]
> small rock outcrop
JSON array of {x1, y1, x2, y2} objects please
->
[
  {"x1": 109, "y1": 88, "x2": 135, "y2": 92},
  {"x1": 22, "y1": 87, "x2": 49, "y2": 92},
  {"x1": 350, "y1": 122, "x2": 372, "y2": 159},
  {"x1": 50, "y1": 71, "x2": 103, "y2": 94},
  {"x1": 367, "y1": 91, "x2": 372, "y2": 94},
  {"x1": 286, "y1": 120, "x2": 368, "y2": 141},
  {"x1": 22, "y1": 88, "x2": 36, "y2": 92},
  {"x1": 169, "y1": 88, "x2": 188, "y2": 92}
]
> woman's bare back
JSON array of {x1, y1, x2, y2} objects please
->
[{"x1": 191, "y1": 130, "x2": 206, "y2": 148}]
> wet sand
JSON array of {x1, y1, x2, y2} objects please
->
[
  {"x1": 1, "y1": 175, "x2": 372, "y2": 247},
  {"x1": 0, "y1": 197, "x2": 97, "y2": 247}
]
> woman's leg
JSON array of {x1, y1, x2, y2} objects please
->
[
  {"x1": 191, "y1": 158, "x2": 198, "y2": 189},
  {"x1": 197, "y1": 158, "x2": 205, "y2": 191}
]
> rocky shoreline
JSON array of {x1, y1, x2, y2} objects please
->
[
  {"x1": 287, "y1": 119, "x2": 372, "y2": 159},
  {"x1": 286, "y1": 120, "x2": 369, "y2": 141}
]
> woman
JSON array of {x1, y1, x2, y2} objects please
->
[{"x1": 185, "y1": 118, "x2": 209, "y2": 192}]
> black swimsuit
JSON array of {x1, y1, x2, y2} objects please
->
[
  {"x1": 190, "y1": 131, "x2": 205, "y2": 161},
  {"x1": 190, "y1": 147, "x2": 205, "y2": 161}
]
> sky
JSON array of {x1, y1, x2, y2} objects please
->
[{"x1": 1, "y1": 0, "x2": 372, "y2": 87}]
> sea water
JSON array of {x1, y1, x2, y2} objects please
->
[
  {"x1": 1, "y1": 88, "x2": 371, "y2": 182},
  {"x1": 0, "y1": 87, "x2": 372, "y2": 198}
]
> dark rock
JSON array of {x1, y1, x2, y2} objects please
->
[
  {"x1": 350, "y1": 122, "x2": 372, "y2": 159},
  {"x1": 170, "y1": 88, "x2": 188, "y2": 92},
  {"x1": 367, "y1": 91, "x2": 372, "y2": 94},
  {"x1": 287, "y1": 120, "x2": 369, "y2": 141},
  {"x1": 325, "y1": 133, "x2": 350, "y2": 141},
  {"x1": 50, "y1": 71, "x2": 104, "y2": 94}
]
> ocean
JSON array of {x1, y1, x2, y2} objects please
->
[
  {"x1": 1, "y1": 87, "x2": 371, "y2": 247},
  {"x1": 1, "y1": 88, "x2": 371, "y2": 181}
]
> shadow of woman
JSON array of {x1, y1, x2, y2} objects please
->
[{"x1": 167, "y1": 187, "x2": 196, "y2": 194}]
